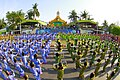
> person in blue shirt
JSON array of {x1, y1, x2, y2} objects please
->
[
  {"x1": 21, "y1": 52, "x2": 29, "y2": 69},
  {"x1": 0, "y1": 63, "x2": 7, "y2": 80},
  {"x1": 29, "y1": 61, "x2": 41, "y2": 80},
  {"x1": 3, "y1": 56, "x2": 11, "y2": 71},
  {"x1": 39, "y1": 45, "x2": 47, "y2": 64},
  {"x1": 5, "y1": 69, "x2": 17, "y2": 80},
  {"x1": 33, "y1": 54, "x2": 43, "y2": 75},
  {"x1": 14, "y1": 57, "x2": 25, "y2": 78}
]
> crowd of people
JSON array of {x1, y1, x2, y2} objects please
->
[
  {"x1": 0, "y1": 32, "x2": 120, "y2": 80},
  {"x1": 52, "y1": 33, "x2": 120, "y2": 80},
  {"x1": 66, "y1": 37, "x2": 120, "y2": 80},
  {"x1": 0, "y1": 33, "x2": 56, "y2": 80}
]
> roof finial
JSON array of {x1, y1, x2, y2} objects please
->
[{"x1": 57, "y1": 11, "x2": 60, "y2": 16}]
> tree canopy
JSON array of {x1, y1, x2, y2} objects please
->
[
  {"x1": 6, "y1": 10, "x2": 25, "y2": 30},
  {"x1": 68, "y1": 10, "x2": 79, "y2": 23},
  {"x1": 26, "y1": 3, "x2": 40, "y2": 20},
  {"x1": 0, "y1": 18, "x2": 6, "y2": 29}
]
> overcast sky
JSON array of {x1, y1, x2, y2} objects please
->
[{"x1": 0, "y1": 0, "x2": 120, "y2": 25}]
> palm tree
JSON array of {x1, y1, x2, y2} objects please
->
[
  {"x1": 80, "y1": 10, "x2": 88, "y2": 20},
  {"x1": 87, "y1": 15, "x2": 94, "y2": 20},
  {"x1": 0, "y1": 18, "x2": 6, "y2": 29},
  {"x1": 68, "y1": 10, "x2": 79, "y2": 23},
  {"x1": 102, "y1": 20, "x2": 109, "y2": 32},
  {"x1": 26, "y1": 9, "x2": 34, "y2": 20},
  {"x1": 16, "y1": 10, "x2": 25, "y2": 22},
  {"x1": 32, "y1": 3, "x2": 40, "y2": 20}
]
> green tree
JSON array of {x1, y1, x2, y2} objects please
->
[
  {"x1": 0, "y1": 18, "x2": 6, "y2": 29},
  {"x1": 26, "y1": 9, "x2": 34, "y2": 19},
  {"x1": 68, "y1": 10, "x2": 79, "y2": 23},
  {"x1": 32, "y1": 3, "x2": 40, "y2": 20},
  {"x1": 108, "y1": 23, "x2": 116, "y2": 34},
  {"x1": 80, "y1": 10, "x2": 89, "y2": 20},
  {"x1": 6, "y1": 10, "x2": 25, "y2": 30},
  {"x1": 102, "y1": 20, "x2": 109, "y2": 32},
  {"x1": 26, "y1": 3, "x2": 40, "y2": 20},
  {"x1": 87, "y1": 15, "x2": 94, "y2": 20},
  {"x1": 111, "y1": 26, "x2": 120, "y2": 35}
]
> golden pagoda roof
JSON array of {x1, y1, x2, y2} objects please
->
[{"x1": 49, "y1": 11, "x2": 67, "y2": 24}]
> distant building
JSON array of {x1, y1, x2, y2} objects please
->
[
  {"x1": 48, "y1": 11, "x2": 67, "y2": 27},
  {"x1": 77, "y1": 20, "x2": 103, "y2": 34}
]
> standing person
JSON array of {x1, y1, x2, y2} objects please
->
[
  {"x1": 88, "y1": 72, "x2": 95, "y2": 80},
  {"x1": 100, "y1": 49, "x2": 106, "y2": 60},
  {"x1": 94, "y1": 59, "x2": 101, "y2": 77},
  {"x1": 5, "y1": 70, "x2": 17, "y2": 80},
  {"x1": 75, "y1": 50, "x2": 82, "y2": 69},
  {"x1": 39, "y1": 45, "x2": 47, "y2": 64},
  {"x1": 106, "y1": 71, "x2": 115, "y2": 80},
  {"x1": 71, "y1": 47, "x2": 77, "y2": 62},
  {"x1": 23, "y1": 74, "x2": 29, "y2": 80},
  {"x1": 111, "y1": 54, "x2": 118, "y2": 68},
  {"x1": 3, "y1": 56, "x2": 11, "y2": 71},
  {"x1": 66, "y1": 39, "x2": 70, "y2": 52},
  {"x1": 0, "y1": 63, "x2": 7, "y2": 80},
  {"x1": 54, "y1": 52, "x2": 63, "y2": 63},
  {"x1": 29, "y1": 61, "x2": 41, "y2": 80},
  {"x1": 79, "y1": 60, "x2": 88, "y2": 79},
  {"x1": 21, "y1": 52, "x2": 29, "y2": 69},
  {"x1": 102, "y1": 55, "x2": 111, "y2": 72},
  {"x1": 89, "y1": 51, "x2": 96, "y2": 67},
  {"x1": 114, "y1": 62, "x2": 120, "y2": 73},
  {"x1": 9, "y1": 51, "x2": 17, "y2": 65},
  {"x1": 74, "y1": 38, "x2": 78, "y2": 46},
  {"x1": 33, "y1": 54, "x2": 43, "y2": 75},
  {"x1": 14, "y1": 58, "x2": 25, "y2": 77},
  {"x1": 53, "y1": 62, "x2": 67, "y2": 80}
]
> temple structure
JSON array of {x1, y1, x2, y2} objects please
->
[{"x1": 48, "y1": 11, "x2": 67, "y2": 27}]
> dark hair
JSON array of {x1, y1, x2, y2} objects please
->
[
  {"x1": 5, "y1": 71, "x2": 9, "y2": 76},
  {"x1": 77, "y1": 50, "x2": 81, "y2": 55},
  {"x1": 108, "y1": 54, "x2": 111, "y2": 58},
  {"x1": 117, "y1": 62, "x2": 119, "y2": 66},
  {"x1": 58, "y1": 63, "x2": 63, "y2": 70},
  {"x1": 86, "y1": 45, "x2": 88, "y2": 48},
  {"x1": 74, "y1": 47, "x2": 76, "y2": 50},
  {"x1": 42, "y1": 45, "x2": 44, "y2": 48},
  {"x1": 84, "y1": 62, "x2": 87, "y2": 66},
  {"x1": 34, "y1": 54, "x2": 38, "y2": 59},
  {"x1": 93, "y1": 51, "x2": 96, "y2": 55},
  {"x1": 71, "y1": 43, "x2": 73, "y2": 46},
  {"x1": 90, "y1": 72, "x2": 95, "y2": 78},
  {"x1": 56, "y1": 53, "x2": 60, "y2": 57},
  {"x1": 97, "y1": 59, "x2": 101, "y2": 62},
  {"x1": 22, "y1": 52, "x2": 24, "y2": 56},
  {"x1": 10, "y1": 51, "x2": 12, "y2": 54},
  {"x1": 110, "y1": 71, "x2": 115, "y2": 77},
  {"x1": 14, "y1": 57, "x2": 17, "y2": 63},
  {"x1": 30, "y1": 61, "x2": 34, "y2": 67},
  {"x1": 24, "y1": 74, "x2": 28, "y2": 80},
  {"x1": 102, "y1": 49, "x2": 105, "y2": 52}
]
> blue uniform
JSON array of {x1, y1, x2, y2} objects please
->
[
  {"x1": 0, "y1": 63, "x2": 7, "y2": 80},
  {"x1": 29, "y1": 67, "x2": 41, "y2": 80},
  {"x1": 14, "y1": 62, "x2": 25, "y2": 77}
]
